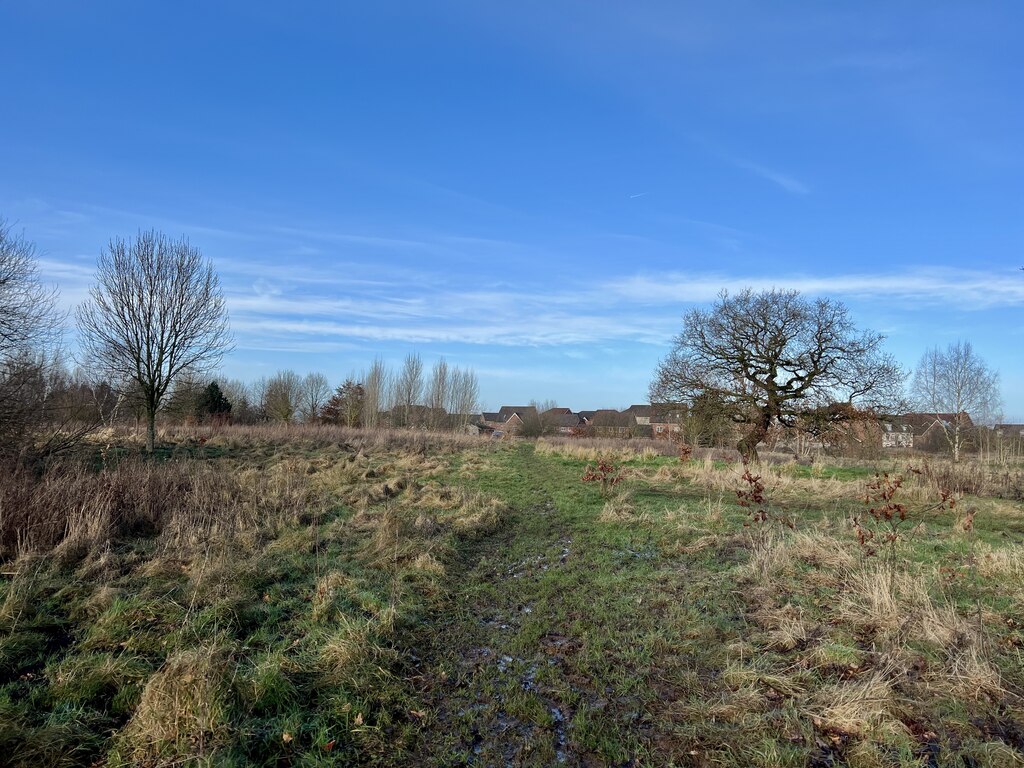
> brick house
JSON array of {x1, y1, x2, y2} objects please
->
[
  {"x1": 478, "y1": 406, "x2": 539, "y2": 436},
  {"x1": 538, "y1": 408, "x2": 584, "y2": 434},
  {"x1": 650, "y1": 405, "x2": 686, "y2": 437},
  {"x1": 623, "y1": 404, "x2": 653, "y2": 425}
]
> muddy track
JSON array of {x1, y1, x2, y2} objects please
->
[{"x1": 409, "y1": 450, "x2": 617, "y2": 767}]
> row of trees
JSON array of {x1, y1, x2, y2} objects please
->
[
  {"x1": 650, "y1": 289, "x2": 1004, "y2": 462},
  {"x1": 163, "y1": 356, "x2": 480, "y2": 430}
]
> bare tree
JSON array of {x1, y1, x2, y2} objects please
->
[
  {"x1": 0, "y1": 218, "x2": 60, "y2": 363},
  {"x1": 299, "y1": 371, "x2": 331, "y2": 423},
  {"x1": 0, "y1": 352, "x2": 104, "y2": 460},
  {"x1": 911, "y1": 340, "x2": 1001, "y2": 462},
  {"x1": 322, "y1": 377, "x2": 365, "y2": 427},
  {"x1": 394, "y1": 352, "x2": 424, "y2": 427},
  {"x1": 362, "y1": 358, "x2": 390, "y2": 430},
  {"x1": 264, "y1": 370, "x2": 303, "y2": 423},
  {"x1": 77, "y1": 231, "x2": 232, "y2": 452},
  {"x1": 250, "y1": 377, "x2": 270, "y2": 422},
  {"x1": 425, "y1": 357, "x2": 449, "y2": 429},
  {"x1": 164, "y1": 371, "x2": 205, "y2": 422},
  {"x1": 650, "y1": 289, "x2": 904, "y2": 461},
  {"x1": 219, "y1": 378, "x2": 260, "y2": 424},
  {"x1": 0, "y1": 220, "x2": 60, "y2": 449},
  {"x1": 449, "y1": 367, "x2": 480, "y2": 428},
  {"x1": 0, "y1": 220, "x2": 100, "y2": 460}
]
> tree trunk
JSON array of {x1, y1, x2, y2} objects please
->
[
  {"x1": 738, "y1": 419, "x2": 767, "y2": 463},
  {"x1": 146, "y1": 408, "x2": 156, "y2": 453}
]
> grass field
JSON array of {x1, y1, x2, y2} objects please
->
[{"x1": 2, "y1": 427, "x2": 1023, "y2": 766}]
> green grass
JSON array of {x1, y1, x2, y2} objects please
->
[{"x1": 2, "y1": 437, "x2": 1024, "y2": 766}]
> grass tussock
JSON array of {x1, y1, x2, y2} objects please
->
[
  {"x1": 599, "y1": 494, "x2": 636, "y2": 522},
  {"x1": 111, "y1": 645, "x2": 231, "y2": 766},
  {"x1": 812, "y1": 669, "x2": 903, "y2": 738}
]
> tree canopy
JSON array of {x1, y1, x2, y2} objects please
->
[
  {"x1": 650, "y1": 289, "x2": 904, "y2": 460},
  {"x1": 197, "y1": 381, "x2": 232, "y2": 422},
  {"x1": 77, "y1": 231, "x2": 232, "y2": 451}
]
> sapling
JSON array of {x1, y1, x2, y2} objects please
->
[
  {"x1": 735, "y1": 460, "x2": 794, "y2": 559},
  {"x1": 581, "y1": 459, "x2": 623, "y2": 498}
]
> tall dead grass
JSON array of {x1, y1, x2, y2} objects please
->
[
  {"x1": 161, "y1": 422, "x2": 490, "y2": 455},
  {"x1": 535, "y1": 436, "x2": 676, "y2": 462},
  {"x1": 678, "y1": 457, "x2": 851, "y2": 504},
  {"x1": 0, "y1": 458, "x2": 317, "y2": 564}
]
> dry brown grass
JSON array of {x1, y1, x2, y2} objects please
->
[
  {"x1": 161, "y1": 422, "x2": 491, "y2": 456},
  {"x1": 834, "y1": 567, "x2": 978, "y2": 650},
  {"x1": 598, "y1": 494, "x2": 645, "y2": 523},
  {"x1": 0, "y1": 457, "x2": 320, "y2": 564},
  {"x1": 679, "y1": 457, "x2": 852, "y2": 505},
  {"x1": 114, "y1": 644, "x2": 231, "y2": 765},
  {"x1": 318, "y1": 616, "x2": 374, "y2": 682},
  {"x1": 942, "y1": 644, "x2": 1006, "y2": 701},
  {"x1": 534, "y1": 437, "x2": 675, "y2": 462},
  {"x1": 754, "y1": 604, "x2": 815, "y2": 652},
  {"x1": 334, "y1": 465, "x2": 505, "y2": 572},
  {"x1": 811, "y1": 668, "x2": 904, "y2": 738},
  {"x1": 410, "y1": 552, "x2": 446, "y2": 575},
  {"x1": 976, "y1": 544, "x2": 1024, "y2": 580}
]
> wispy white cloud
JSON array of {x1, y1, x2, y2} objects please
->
[
  {"x1": 609, "y1": 268, "x2": 1024, "y2": 309},
  {"x1": 36, "y1": 258, "x2": 95, "y2": 281},
  {"x1": 224, "y1": 264, "x2": 1024, "y2": 349},
  {"x1": 271, "y1": 226, "x2": 435, "y2": 251},
  {"x1": 28, "y1": 232, "x2": 1024, "y2": 352},
  {"x1": 730, "y1": 158, "x2": 811, "y2": 195},
  {"x1": 230, "y1": 305, "x2": 674, "y2": 347}
]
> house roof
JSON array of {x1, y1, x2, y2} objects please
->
[
  {"x1": 497, "y1": 405, "x2": 538, "y2": 419},
  {"x1": 550, "y1": 413, "x2": 583, "y2": 428},
  {"x1": 995, "y1": 423, "x2": 1024, "y2": 434},
  {"x1": 650, "y1": 403, "x2": 688, "y2": 422},
  {"x1": 542, "y1": 407, "x2": 573, "y2": 416},
  {"x1": 578, "y1": 410, "x2": 597, "y2": 421},
  {"x1": 623, "y1": 404, "x2": 653, "y2": 416},
  {"x1": 589, "y1": 409, "x2": 632, "y2": 427},
  {"x1": 895, "y1": 412, "x2": 975, "y2": 435}
]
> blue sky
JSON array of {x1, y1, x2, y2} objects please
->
[{"x1": 2, "y1": 3, "x2": 1023, "y2": 416}]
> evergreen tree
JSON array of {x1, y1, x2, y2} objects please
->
[{"x1": 196, "y1": 381, "x2": 232, "y2": 422}]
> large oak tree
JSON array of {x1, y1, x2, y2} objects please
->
[{"x1": 650, "y1": 289, "x2": 904, "y2": 460}]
